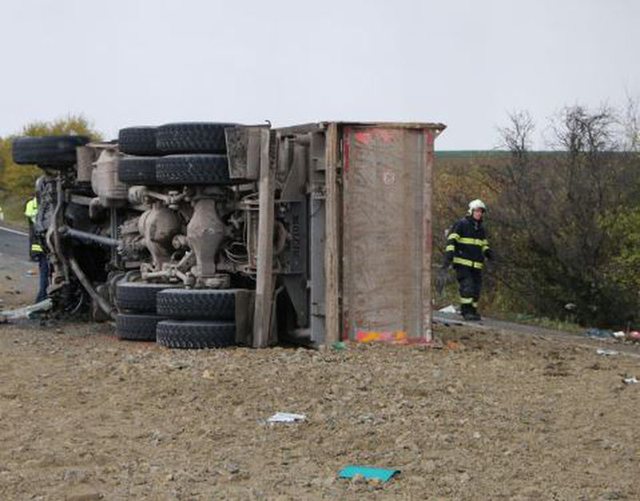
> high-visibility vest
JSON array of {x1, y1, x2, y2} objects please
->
[
  {"x1": 25, "y1": 197, "x2": 38, "y2": 224},
  {"x1": 25, "y1": 197, "x2": 43, "y2": 254}
]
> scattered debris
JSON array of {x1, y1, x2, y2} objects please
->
[
  {"x1": 439, "y1": 305, "x2": 457, "y2": 314},
  {"x1": 331, "y1": 341, "x2": 347, "y2": 351},
  {"x1": 629, "y1": 331, "x2": 640, "y2": 342},
  {"x1": 585, "y1": 328, "x2": 613, "y2": 339},
  {"x1": 596, "y1": 348, "x2": 618, "y2": 356},
  {"x1": 612, "y1": 331, "x2": 626, "y2": 339},
  {"x1": 0, "y1": 299, "x2": 52, "y2": 322},
  {"x1": 267, "y1": 412, "x2": 306, "y2": 424},
  {"x1": 338, "y1": 465, "x2": 400, "y2": 483},
  {"x1": 623, "y1": 377, "x2": 638, "y2": 385}
]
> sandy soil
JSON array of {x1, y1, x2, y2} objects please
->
[{"x1": 0, "y1": 317, "x2": 639, "y2": 500}]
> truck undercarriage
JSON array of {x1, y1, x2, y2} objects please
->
[{"x1": 12, "y1": 120, "x2": 445, "y2": 348}]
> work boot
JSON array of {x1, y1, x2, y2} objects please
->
[
  {"x1": 461, "y1": 304, "x2": 476, "y2": 321},
  {"x1": 467, "y1": 305, "x2": 481, "y2": 321}
]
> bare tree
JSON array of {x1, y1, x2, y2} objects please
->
[
  {"x1": 488, "y1": 105, "x2": 639, "y2": 325},
  {"x1": 622, "y1": 94, "x2": 640, "y2": 152}
]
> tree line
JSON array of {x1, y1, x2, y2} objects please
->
[{"x1": 435, "y1": 102, "x2": 640, "y2": 327}]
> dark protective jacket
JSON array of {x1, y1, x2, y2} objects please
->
[{"x1": 444, "y1": 215, "x2": 492, "y2": 269}]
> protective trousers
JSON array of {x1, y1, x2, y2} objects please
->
[
  {"x1": 36, "y1": 255, "x2": 49, "y2": 303},
  {"x1": 456, "y1": 266, "x2": 482, "y2": 315}
]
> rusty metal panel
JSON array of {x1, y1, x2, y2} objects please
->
[
  {"x1": 341, "y1": 126, "x2": 437, "y2": 342},
  {"x1": 225, "y1": 126, "x2": 265, "y2": 181}
]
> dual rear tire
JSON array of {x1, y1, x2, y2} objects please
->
[
  {"x1": 155, "y1": 289, "x2": 238, "y2": 349},
  {"x1": 114, "y1": 282, "x2": 175, "y2": 341},
  {"x1": 114, "y1": 284, "x2": 241, "y2": 349}
]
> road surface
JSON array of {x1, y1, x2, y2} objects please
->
[
  {"x1": 0, "y1": 224, "x2": 37, "y2": 307},
  {"x1": 0, "y1": 224, "x2": 29, "y2": 260}
]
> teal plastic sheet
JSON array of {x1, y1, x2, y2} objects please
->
[{"x1": 338, "y1": 465, "x2": 400, "y2": 482}]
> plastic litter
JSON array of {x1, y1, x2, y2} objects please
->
[
  {"x1": 585, "y1": 328, "x2": 613, "y2": 339},
  {"x1": 331, "y1": 341, "x2": 347, "y2": 351},
  {"x1": 623, "y1": 377, "x2": 639, "y2": 384},
  {"x1": 338, "y1": 465, "x2": 400, "y2": 483},
  {"x1": 629, "y1": 331, "x2": 640, "y2": 342},
  {"x1": 267, "y1": 412, "x2": 306, "y2": 424},
  {"x1": 612, "y1": 331, "x2": 626, "y2": 339},
  {"x1": 439, "y1": 305, "x2": 457, "y2": 314},
  {"x1": 596, "y1": 348, "x2": 618, "y2": 356}
]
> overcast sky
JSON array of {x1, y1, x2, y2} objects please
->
[{"x1": 0, "y1": 0, "x2": 638, "y2": 149}]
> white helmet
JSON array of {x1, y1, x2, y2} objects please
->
[{"x1": 468, "y1": 199, "x2": 487, "y2": 214}]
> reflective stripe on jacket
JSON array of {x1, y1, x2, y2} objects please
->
[{"x1": 445, "y1": 215, "x2": 492, "y2": 269}]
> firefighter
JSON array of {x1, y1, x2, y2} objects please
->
[
  {"x1": 443, "y1": 199, "x2": 493, "y2": 321},
  {"x1": 25, "y1": 190, "x2": 48, "y2": 303}
]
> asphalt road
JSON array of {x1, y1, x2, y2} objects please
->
[{"x1": 0, "y1": 225, "x2": 29, "y2": 261}]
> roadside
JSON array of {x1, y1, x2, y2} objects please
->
[
  {"x1": 0, "y1": 225, "x2": 38, "y2": 308},
  {"x1": 435, "y1": 311, "x2": 640, "y2": 359}
]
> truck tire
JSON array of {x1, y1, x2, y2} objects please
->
[
  {"x1": 116, "y1": 282, "x2": 177, "y2": 313},
  {"x1": 156, "y1": 288, "x2": 236, "y2": 320},
  {"x1": 156, "y1": 122, "x2": 235, "y2": 154},
  {"x1": 116, "y1": 313, "x2": 163, "y2": 341},
  {"x1": 118, "y1": 127, "x2": 159, "y2": 156},
  {"x1": 118, "y1": 156, "x2": 158, "y2": 185},
  {"x1": 155, "y1": 154, "x2": 235, "y2": 185},
  {"x1": 12, "y1": 135, "x2": 90, "y2": 168},
  {"x1": 156, "y1": 320, "x2": 235, "y2": 349}
]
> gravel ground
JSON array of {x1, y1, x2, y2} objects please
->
[{"x1": 0, "y1": 318, "x2": 639, "y2": 500}]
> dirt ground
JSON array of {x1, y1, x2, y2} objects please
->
[{"x1": 0, "y1": 316, "x2": 639, "y2": 501}]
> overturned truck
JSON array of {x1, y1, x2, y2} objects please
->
[{"x1": 12, "y1": 121, "x2": 445, "y2": 348}]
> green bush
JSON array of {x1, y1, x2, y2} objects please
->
[{"x1": 0, "y1": 114, "x2": 102, "y2": 227}]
